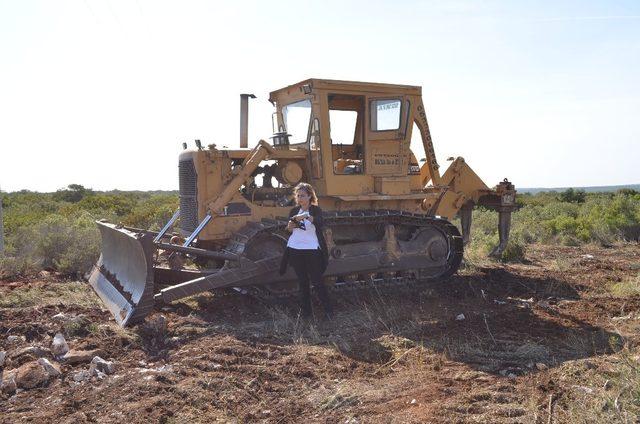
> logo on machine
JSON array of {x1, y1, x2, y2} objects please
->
[
  {"x1": 408, "y1": 163, "x2": 420, "y2": 175},
  {"x1": 373, "y1": 152, "x2": 400, "y2": 166}
]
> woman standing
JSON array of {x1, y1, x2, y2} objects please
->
[{"x1": 279, "y1": 183, "x2": 332, "y2": 320}]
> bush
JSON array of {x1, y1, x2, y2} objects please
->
[
  {"x1": 16, "y1": 213, "x2": 101, "y2": 277},
  {"x1": 499, "y1": 238, "x2": 527, "y2": 262},
  {"x1": 52, "y1": 184, "x2": 94, "y2": 203},
  {"x1": 122, "y1": 195, "x2": 179, "y2": 230},
  {"x1": 559, "y1": 188, "x2": 586, "y2": 203},
  {"x1": 1, "y1": 190, "x2": 178, "y2": 278},
  {"x1": 39, "y1": 214, "x2": 100, "y2": 276},
  {"x1": 460, "y1": 190, "x2": 640, "y2": 262},
  {"x1": 0, "y1": 255, "x2": 41, "y2": 280}
]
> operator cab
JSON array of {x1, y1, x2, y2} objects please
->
[{"x1": 269, "y1": 79, "x2": 434, "y2": 196}]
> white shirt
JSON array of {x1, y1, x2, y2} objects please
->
[{"x1": 287, "y1": 208, "x2": 320, "y2": 250}]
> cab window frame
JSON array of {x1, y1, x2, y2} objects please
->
[{"x1": 369, "y1": 98, "x2": 403, "y2": 132}]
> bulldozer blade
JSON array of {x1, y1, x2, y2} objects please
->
[{"x1": 88, "y1": 221, "x2": 156, "y2": 326}]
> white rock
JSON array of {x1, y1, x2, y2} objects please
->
[
  {"x1": 455, "y1": 313, "x2": 466, "y2": 321},
  {"x1": 51, "y1": 333, "x2": 70, "y2": 357},
  {"x1": 0, "y1": 351, "x2": 6, "y2": 367},
  {"x1": 37, "y1": 358, "x2": 62, "y2": 377},
  {"x1": 581, "y1": 254, "x2": 594, "y2": 259},
  {"x1": 573, "y1": 385, "x2": 594, "y2": 394},
  {"x1": 52, "y1": 312, "x2": 67, "y2": 321},
  {"x1": 612, "y1": 314, "x2": 632, "y2": 321},
  {"x1": 138, "y1": 364, "x2": 173, "y2": 374},
  {"x1": 73, "y1": 370, "x2": 90, "y2": 382},
  {"x1": 91, "y1": 369, "x2": 107, "y2": 380},
  {"x1": 90, "y1": 356, "x2": 115, "y2": 375},
  {"x1": 7, "y1": 335, "x2": 25, "y2": 344},
  {"x1": 410, "y1": 398, "x2": 417, "y2": 404}
]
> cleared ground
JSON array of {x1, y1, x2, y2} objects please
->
[{"x1": 1, "y1": 243, "x2": 639, "y2": 423}]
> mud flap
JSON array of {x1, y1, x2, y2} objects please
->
[{"x1": 88, "y1": 221, "x2": 156, "y2": 326}]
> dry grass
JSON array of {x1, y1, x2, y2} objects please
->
[
  {"x1": 0, "y1": 280, "x2": 101, "y2": 308},
  {"x1": 610, "y1": 273, "x2": 640, "y2": 297},
  {"x1": 551, "y1": 346, "x2": 640, "y2": 423}
]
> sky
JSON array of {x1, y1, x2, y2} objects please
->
[{"x1": 0, "y1": 0, "x2": 638, "y2": 192}]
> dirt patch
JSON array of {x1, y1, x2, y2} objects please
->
[{"x1": 1, "y1": 243, "x2": 639, "y2": 422}]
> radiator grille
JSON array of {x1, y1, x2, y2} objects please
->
[{"x1": 179, "y1": 159, "x2": 198, "y2": 233}]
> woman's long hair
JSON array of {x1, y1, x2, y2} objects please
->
[{"x1": 294, "y1": 182, "x2": 318, "y2": 205}]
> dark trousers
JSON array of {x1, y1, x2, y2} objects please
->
[{"x1": 288, "y1": 248, "x2": 332, "y2": 318}]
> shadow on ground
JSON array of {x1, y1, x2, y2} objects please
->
[{"x1": 143, "y1": 267, "x2": 623, "y2": 376}]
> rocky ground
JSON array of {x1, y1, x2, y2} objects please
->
[{"x1": 1, "y1": 243, "x2": 639, "y2": 423}]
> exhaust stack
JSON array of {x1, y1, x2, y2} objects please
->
[{"x1": 240, "y1": 93, "x2": 256, "y2": 148}]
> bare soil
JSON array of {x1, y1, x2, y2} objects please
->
[{"x1": 1, "y1": 243, "x2": 639, "y2": 423}]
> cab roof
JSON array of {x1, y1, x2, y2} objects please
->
[{"x1": 268, "y1": 78, "x2": 422, "y2": 103}]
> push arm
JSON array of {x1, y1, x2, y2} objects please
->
[{"x1": 206, "y1": 140, "x2": 275, "y2": 215}]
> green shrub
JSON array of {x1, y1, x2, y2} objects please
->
[
  {"x1": 499, "y1": 238, "x2": 527, "y2": 262},
  {"x1": 1, "y1": 190, "x2": 178, "y2": 278},
  {"x1": 459, "y1": 190, "x2": 639, "y2": 262},
  {"x1": 122, "y1": 195, "x2": 179, "y2": 230},
  {"x1": 0, "y1": 255, "x2": 41, "y2": 279},
  {"x1": 52, "y1": 184, "x2": 94, "y2": 203},
  {"x1": 558, "y1": 188, "x2": 586, "y2": 203},
  {"x1": 32, "y1": 213, "x2": 100, "y2": 276}
]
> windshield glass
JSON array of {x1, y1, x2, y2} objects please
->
[{"x1": 282, "y1": 99, "x2": 312, "y2": 144}]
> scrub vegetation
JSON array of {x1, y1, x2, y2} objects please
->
[
  {"x1": 464, "y1": 188, "x2": 640, "y2": 264},
  {"x1": 0, "y1": 184, "x2": 177, "y2": 279},
  {"x1": 0, "y1": 185, "x2": 639, "y2": 278}
]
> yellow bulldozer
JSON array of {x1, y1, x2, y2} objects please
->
[{"x1": 89, "y1": 78, "x2": 516, "y2": 326}]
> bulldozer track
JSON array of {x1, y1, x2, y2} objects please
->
[{"x1": 221, "y1": 209, "x2": 463, "y2": 300}]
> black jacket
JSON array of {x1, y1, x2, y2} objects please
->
[{"x1": 279, "y1": 204, "x2": 329, "y2": 275}]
